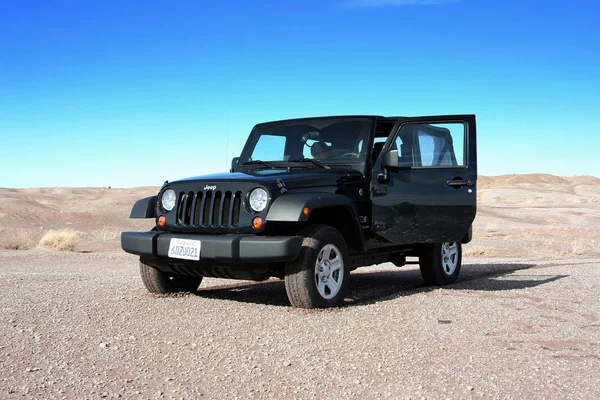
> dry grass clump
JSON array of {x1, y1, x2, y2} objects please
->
[
  {"x1": 505, "y1": 227, "x2": 600, "y2": 258},
  {"x1": 38, "y1": 229, "x2": 80, "y2": 251},
  {"x1": 540, "y1": 236, "x2": 599, "y2": 257},
  {"x1": 2, "y1": 231, "x2": 31, "y2": 250},
  {"x1": 463, "y1": 245, "x2": 488, "y2": 257},
  {"x1": 96, "y1": 225, "x2": 120, "y2": 241}
]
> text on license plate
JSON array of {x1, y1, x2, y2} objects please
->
[{"x1": 168, "y1": 238, "x2": 201, "y2": 261}]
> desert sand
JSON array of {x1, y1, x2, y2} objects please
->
[
  {"x1": 1, "y1": 174, "x2": 599, "y2": 399},
  {"x1": 1, "y1": 174, "x2": 599, "y2": 257}
]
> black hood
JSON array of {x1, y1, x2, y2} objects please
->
[{"x1": 170, "y1": 168, "x2": 365, "y2": 191}]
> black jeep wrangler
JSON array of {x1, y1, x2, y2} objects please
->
[{"x1": 121, "y1": 115, "x2": 477, "y2": 308}]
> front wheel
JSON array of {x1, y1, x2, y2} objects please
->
[
  {"x1": 284, "y1": 225, "x2": 350, "y2": 308},
  {"x1": 419, "y1": 242, "x2": 462, "y2": 286},
  {"x1": 139, "y1": 259, "x2": 203, "y2": 294}
]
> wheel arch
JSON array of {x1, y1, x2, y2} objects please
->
[
  {"x1": 266, "y1": 193, "x2": 366, "y2": 252},
  {"x1": 461, "y1": 225, "x2": 473, "y2": 244},
  {"x1": 305, "y1": 208, "x2": 365, "y2": 252}
]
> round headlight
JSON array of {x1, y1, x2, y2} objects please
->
[
  {"x1": 249, "y1": 188, "x2": 268, "y2": 212},
  {"x1": 161, "y1": 189, "x2": 177, "y2": 211}
]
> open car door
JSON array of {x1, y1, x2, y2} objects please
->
[{"x1": 370, "y1": 115, "x2": 477, "y2": 245}]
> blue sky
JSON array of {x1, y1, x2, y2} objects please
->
[{"x1": 1, "y1": 0, "x2": 598, "y2": 188}]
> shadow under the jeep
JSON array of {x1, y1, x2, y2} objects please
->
[{"x1": 190, "y1": 262, "x2": 563, "y2": 308}]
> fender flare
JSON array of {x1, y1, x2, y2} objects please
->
[
  {"x1": 461, "y1": 225, "x2": 472, "y2": 244},
  {"x1": 266, "y1": 193, "x2": 358, "y2": 222},
  {"x1": 130, "y1": 196, "x2": 157, "y2": 218},
  {"x1": 266, "y1": 193, "x2": 366, "y2": 251}
]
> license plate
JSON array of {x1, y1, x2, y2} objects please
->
[{"x1": 168, "y1": 238, "x2": 201, "y2": 261}]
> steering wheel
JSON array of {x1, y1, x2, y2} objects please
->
[{"x1": 339, "y1": 152, "x2": 359, "y2": 158}]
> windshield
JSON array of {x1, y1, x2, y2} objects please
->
[{"x1": 239, "y1": 117, "x2": 373, "y2": 168}]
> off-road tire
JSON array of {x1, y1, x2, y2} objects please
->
[
  {"x1": 284, "y1": 225, "x2": 350, "y2": 309},
  {"x1": 419, "y1": 242, "x2": 462, "y2": 285},
  {"x1": 139, "y1": 259, "x2": 202, "y2": 294}
]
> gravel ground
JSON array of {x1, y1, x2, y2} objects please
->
[{"x1": 1, "y1": 251, "x2": 598, "y2": 399}]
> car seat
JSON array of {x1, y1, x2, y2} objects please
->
[{"x1": 311, "y1": 141, "x2": 330, "y2": 159}]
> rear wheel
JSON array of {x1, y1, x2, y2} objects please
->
[
  {"x1": 419, "y1": 242, "x2": 462, "y2": 285},
  {"x1": 139, "y1": 259, "x2": 202, "y2": 294},
  {"x1": 284, "y1": 225, "x2": 350, "y2": 308}
]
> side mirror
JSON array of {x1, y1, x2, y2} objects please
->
[
  {"x1": 378, "y1": 149, "x2": 398, "y2": 183},
  {"x1": 230, "y1": 157, "x2": 240, "y2": 173},
  {"x1": 381, "y1": 149, "x2": 399, "y2": 169}
]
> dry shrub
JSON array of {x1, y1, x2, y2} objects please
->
[
  {"x1": 97, "y1": 225, "x2": 120, "y2": 241},
  {"x1": 505, "y1": 227, "x2": 600, "y2": 258},
  {"x1": 463, "y1": 245, "x2": 488, "y2": 257},
  {"x1": 2, "y1": 231, "x2": 30, "y2": 250},
  {"x1": 39, "y1": 229, "x2": 79, "y2": 251},
  {"x1": 569, "y1": 240, "x2": 596, "y2": 256},
  {"x1": 541, "y1": 236, "x2": 599, "y2": 257}
]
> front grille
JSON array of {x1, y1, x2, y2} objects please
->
[{"x1": 176, "y1": 190, "x2": 242, "y2": 227}]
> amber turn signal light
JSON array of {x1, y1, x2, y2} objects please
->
[
  {"x1": 157, "y1": 215, "x2": 166, "y2": 227},
  {"x1": 252, "y1": 216, "x2": 264, "y2": 230},
  {"x1": 302, "y1": 207, "x2": 310, "y2": 216}
]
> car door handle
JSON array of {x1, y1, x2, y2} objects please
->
[{"x1": 446, "y1": 179, "x2": 473, "y2": 187}]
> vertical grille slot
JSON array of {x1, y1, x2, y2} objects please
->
[
  {"x1": 232, "y1": 191, "x2": 242, "y2": 226},
  {"x1": 184, "y1": 191, "x2": 194, "y2": 225},
  {"x1": 193, "y1": 192, "x2": 203, "y2": 225},
  {"x1": 222, "y1": 191, "x2": 232, "y2": 225},
  {"x1": 176, "y1": 192, "x2": 186, "y2": 224},
  {"x1": 212, "y1": 191, "x2": 222, "y2": 226},
  {"x1": 202, "y1": 191, "x2": 212, "y2": 226}
]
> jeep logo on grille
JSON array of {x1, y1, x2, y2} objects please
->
[{"x1": 204, "y1": 185, "x2": 217, "y2": 191}]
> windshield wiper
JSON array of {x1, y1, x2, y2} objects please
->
[
  {"x1": 242, "y1": 160, "x2": 273, "y2": 168},
  {"x1": 287, "y1": 158, "x2": 331, "y2": 169}
]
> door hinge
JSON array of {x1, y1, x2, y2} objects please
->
[{"x1": 373, "y1": 187, "x2": 387, "y2": 196}]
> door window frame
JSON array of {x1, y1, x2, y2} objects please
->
[{"x1": 388, "y1": 120, "x2": 469, "y2": 170}]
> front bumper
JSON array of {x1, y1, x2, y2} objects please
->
[{"x1": 121, "y1": 231, "x2": 303, "y2": 262}]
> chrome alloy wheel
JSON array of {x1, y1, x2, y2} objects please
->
[
  {"x1": 441, "y1": 242, "x2": 459, "y2": 276},
  {"x1": 314, "y1": 244, "x2": 344, "y2": 299}
]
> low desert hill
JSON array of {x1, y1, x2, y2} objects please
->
[
  {"x1": 473, "y1": 174, "x2": 600, "y2": 257},
  {"x1": 1, "y1": 174, "x2": 599, "y2": 258},
  {"x1": 0, "y1": 187, "x2": 157, "y2": 252}
]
